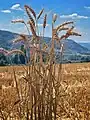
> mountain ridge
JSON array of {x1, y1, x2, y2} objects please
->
[{"x1": 0, "y1": 29, "x2": 90, "y2": 55}]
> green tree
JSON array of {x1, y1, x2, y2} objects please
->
[{"x1": 0, "y1": 53, "x2": 8, "y2": 66}]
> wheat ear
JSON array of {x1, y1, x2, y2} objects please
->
[
  {"x1": 56, "y1": 21, "x2": 74, "y2": 31},
  {"x1": 43, "y1": 14, "x2": 47, "y2": 28},
  {"x1": 24, "y1": 5, "x2": 36, "y2": 19}
]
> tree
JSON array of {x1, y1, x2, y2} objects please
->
[{"x1": 0, "y1": 53, "x2": 8, "y2": 66}]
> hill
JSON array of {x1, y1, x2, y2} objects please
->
[
  {"x1": 0, "y1": 30, "x2": 90, "y2": 63},
  {"x1": 0, "y1": 30, "x2": 90, "y2": 53},
  {"x1": 0, "y1": 30, "x2": 18, "y2": 49},
  {"x1": 60, "y1": 39, "x2": 90, "y2": 54},
  {"x1": 79, "y1": 43, "x2": 90, "y2": 50}
]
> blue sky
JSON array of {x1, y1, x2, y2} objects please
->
[{"x1": 0, "y1": 0, "x2": 90, "y2": 42}]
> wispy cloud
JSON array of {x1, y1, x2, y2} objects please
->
[
  {"x1": 60, "y1": 13, "x2": 89, "y2": 19},
  {"x1": 1, "y1": 10, "x2": 11, "y2": 13},
  {"x1": 10, "y1": 4, "x2": 23, "y2": 11},
  {"x1": 0, "y1": 3, "x2": 23, "y2": 14},
  {"x1": 84, "y1": 6, "x2": 90, "y2": 9}
]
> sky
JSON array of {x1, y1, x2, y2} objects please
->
[{"x1": 0, "y1": 0, "x2": 90, "y2": 42}]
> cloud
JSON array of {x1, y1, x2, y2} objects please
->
[
  {"x1": 11, "y1": 4, "x2": 23, "y2": 11},
  {"x1": 1, "y1": 10, "x2": 11, "y2": 13},
  {"x1": 60, "y1": 13, "x2": 89, "y2": 19},
  {"x1": 84, "y1": 6, "x2": 90, "y2": 9}
]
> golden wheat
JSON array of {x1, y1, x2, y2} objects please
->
[
  {"x1": 56, "y1": 21, "x2": 74, "y2": 31},
  {"x1": 24, "y1": 5, "x2": 36, "y2": 19}
]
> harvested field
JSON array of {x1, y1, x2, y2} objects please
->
[{"x1": 0, "y1": 63, "x2": 90, "y2": 120}]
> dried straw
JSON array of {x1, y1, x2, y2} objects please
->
[
  {"x1": 27, "y1": 20, "x2": 35, "y2": 29},
  {"x1": 65, "y1": 26, "x2": 81, "y2": 37},
  {"x1": 24, "y1": 5, "x2": 36, "y2": 19},
  {"x1": 24, "y1": 6, "x2": 35, "y2": 27},
  {"x1": 29, "y1": 21, "x2": 37, "y2": 38},
  {"x1": 59, "y1": 34, "x2": 67, "y2": 40},
  {"x1": 67, "y1": 26, "x2": 74, "y2": 33},
  {"x1": 59, "y1": 26, "x2": 81, "y2": 40},
  {"x1": 52, "y1": 29, "x2": 59, "y2": 41},
  {"x1": 6, "y1": 49, "x2": 25, "y2": 56},
  {"x1": 43, "y1": 14, "x2": 47, "y2": 28},
  {"x1": 56, "y1": 21, "x2": 74, "y2": 31},
  {"x1": 58, "y1": 27, "x2": 69, "y2": 32},
  {"x1": 70, "y1": 32, "x2": 81, "y2": 36},
  {"x1": 11, "y1": 19, "x2": 25, "y2": 24},
  {"x1": 13, "y1": 34, "x2": 28, "y2": 43},
  {"x1": 37, "y1": 8, "x2": 44, "y2": 20}
]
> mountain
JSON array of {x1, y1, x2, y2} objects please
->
[
  {"x1": 0, "y1": 30, "x2": 18, "y2": 49},
  {"x1": 0, "y1": 30, "x2": 89, "y2": 54},
  {"x1": 60, "y1": 39, "x2": 90, "y2": 54},
  {"x1": 52, "y1": 39, "x2": 90, "y2": 63},
  {"x1": 0, "y1": 30, "x2": 90, "y2": 63},
  {"x1": 79, "y1": 43, "x2": 90, "y2": 50}
]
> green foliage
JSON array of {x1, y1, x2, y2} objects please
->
[
  {"x1": 20, "y1": 45, "x2": 26, "y2": 56},
  {"x1": 0, "y1": 53, "x2": 8, "y2": 66}
]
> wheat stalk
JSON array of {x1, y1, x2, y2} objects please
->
[
  {"x1": 57, "y1": 27, "x2": 69, "y2": 32},
  {"x1": 59, "y1": 26, "x2": 81, "y2": 40},
  {"x1": 70, "y1": 32, "x2": 81, "y2": 36},
  {"x1": 52, "y1": 29, "x2": 59, "y2": 41},
  {"x1": 24, "y1": 5, "x2": 36, "y2": 19},
  {"x1": 37, "y1": 8, "x2": 44, "y2": 20},
  {"x1": 25, "y1": 6, "x2": 35, "y2": 27},
  {"x1": 13, "y1": 34, "x2": 28, "y2": 43},
  {"x1": 27, "y1": 20, "x2": 35, "y2": 29},
  {"x1": 53, "y1": 14, "x2": 57, "y2": 23},
  {"x1": 43, "y1": 14, "x2": 47, "y2": 29},
  {"x1": 67, "y1": 26, "x2": 74, "y2": 33},
  {"x1": 29, "y1": 21, "x2": 37, "y2": 37},
  {"x1": 11, "y1": 19, "x2": 25, "y2": 23},
  {"x1": 0, "y1": 48, "x2": 8, "y2": 55},
  {"x1": 56, "y1": 21, "x2": 74, "y2": 31},
  {"x1": 6, "y1": 49, "x2": 25, "y2": 57}
]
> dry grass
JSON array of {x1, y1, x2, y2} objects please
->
[{"x1": 0, "y1": 63, "x2": 90, "y2": 120}]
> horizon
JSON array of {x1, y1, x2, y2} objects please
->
[{"x1": 0, "y1": 0, "x2": 90, "y2": 42}]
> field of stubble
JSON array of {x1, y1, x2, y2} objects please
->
[{"x1": 0, "y1": 63, "x2": 90, "y2": 120}]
